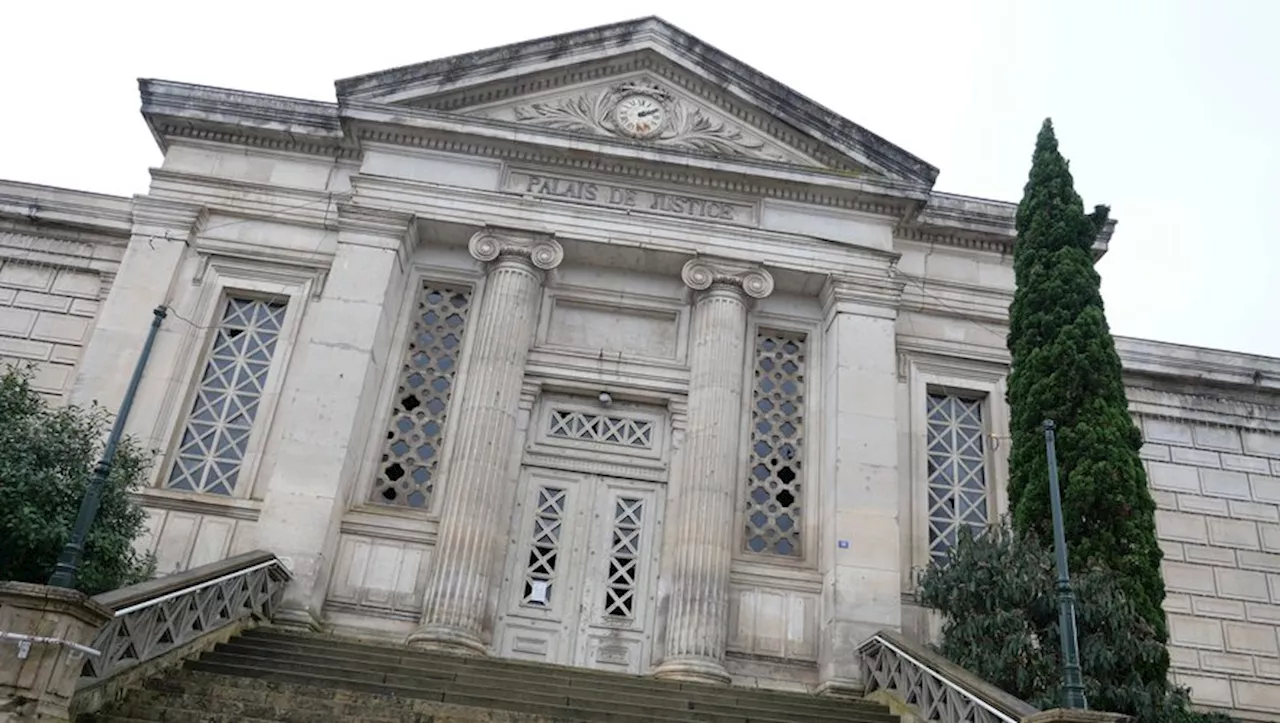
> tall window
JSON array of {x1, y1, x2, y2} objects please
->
[
  {"x1": 166, "y1": 297, "x2": 287, "y2": 496},
  {"x1": 744, "y1": 329, "x2": 806, "y2": 558},
  {"x1": 926, "y1": 393, "x2": 989, "y2": 565},
  {"x1": 370, "y1": 281, "x2": 472, "y2": 509}
]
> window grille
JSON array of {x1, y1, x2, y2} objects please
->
[
  {"x1": 523, "y1": 486, "x2": 567, "y2": 607},
  {"x1": 604, "y1": 497, "x2": 644, "y2": 618},
  {"x1": 744, "y1": 330, "x2": 806, "y2": 557},
  {"x1": 548, "y1": 409, "x2": 654, "y2": 449},
  {"x1": 926, "y1": 393, "x2": 989, "y2": 565},
  {"x1": 166, "y1": 297, "x2": 287, "y2": 496},
  {"x1": 371, "y1": 282, "x2": 472, "y2": 508}
]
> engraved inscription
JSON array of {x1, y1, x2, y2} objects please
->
[{"x1": 507, "y1": 170, "x2": 756, "y2": 226}]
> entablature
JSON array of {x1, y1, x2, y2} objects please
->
[{"x1": 347, "y1": 172, "x2": 899, "y2": 296}]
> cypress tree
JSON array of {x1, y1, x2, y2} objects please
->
[{"x1": 1005, "y1": 120, "x2": 1168, "y2": 677}]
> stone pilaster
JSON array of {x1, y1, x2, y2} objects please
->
[
  {"x1": 408, "y1": 228, "x2": 563, "y2": 654},
  {"x1": 653, "y1": 258, "x2": 773, "y2": 684},
  {"x1": 817, "y1": 275, "x2": 904, "y2": 696},
  {"x1": 70, "y1": 198, "x2": 200, "y2": 412},
  {"x1": 252, "y1": 207, "x2": 413, "y2": 629}
]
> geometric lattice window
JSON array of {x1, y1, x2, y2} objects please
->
[
  {"x1": 926, "y1": 393, "x2": 989, "y2": 566},
  {"x1": 604, "y1": 497, "x2": 644, "y2": 618},
  {"x1": 165, "y1": 297, "x2": 287, "y2": 496},
  {"x1": 522, "y1": 486, "x2": 567, "y2": 608},
  {"x1": 744, "y1": 330, "x2": 806, "y2": 558},
  {"x1": 370, "y1": 281, "x2": 472, "y2": 509},
  {"x1": 548, "y1": 409, "x2": 654, "y2": 449}
]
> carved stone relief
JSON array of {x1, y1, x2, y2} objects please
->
[{"x1": 477, "y1": 78, "x2": 809, "y2": 164}]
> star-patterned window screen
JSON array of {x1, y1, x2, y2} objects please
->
[
  {"x1": 744, "y1": 330, "x2": 806, "y2": 558},
  {"x1": 165, "y1": 297, "x2": 287, "y2": 496},
  {"x1": 926, "y1": 393, "x2": 989, "y2": 565},
  {"x1": 370, "y1": 281, "x2": 472, "y2": 509}
]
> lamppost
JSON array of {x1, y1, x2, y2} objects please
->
[
  {"x1": 1044, "y1": 419, "x2": 1087, "y2": 709},
  {"x1": 48, "y1": 306, "x2": 168, "y2": 590}
]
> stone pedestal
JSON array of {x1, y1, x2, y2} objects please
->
[
  {"x1": 653, "y1": 259, "x2": 773, "y2": 684},
  {"x1": 408, "y1": 229, "x2": 563, "y2": 654},
  {"x1": 0, "y1": 582, "x2": 112, "y2": 722}
]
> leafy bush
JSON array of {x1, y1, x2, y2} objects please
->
[
  {"x1": 0, "y1": 365, "x2": 155, "y2": 595},
  {"x1": 918, "y1": 523, "x2": 1233, "y2": 722}
]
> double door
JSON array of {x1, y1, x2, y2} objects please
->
[{"x1": 494, "y1": 468, "x2": 664, "y2": 674}]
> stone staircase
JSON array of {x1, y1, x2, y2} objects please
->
[{"x1": 83, "y1": 627, "x2": 898, "y2": 722}]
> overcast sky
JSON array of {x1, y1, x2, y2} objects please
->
[{"x1": 3, "y1": 1, "x2": 1276, "y2": 357}]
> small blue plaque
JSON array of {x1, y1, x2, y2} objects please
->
[{"x1": 837, "y1": 540, "x2": 850, "y2": 549}]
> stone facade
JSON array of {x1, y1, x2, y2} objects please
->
[
  {"x1": 0, "y1": 182, "x2": 127, "y2": 401},
  {"x1": 1, "y1": 15, "x2": 1278, "y2": 721}
]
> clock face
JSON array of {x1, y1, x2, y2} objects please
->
[{"x1": 614, "y1": 95, "x2": 667, "y2": 139}]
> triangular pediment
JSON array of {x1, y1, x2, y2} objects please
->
[
  {"x1": 456, "y1": 71, "x2": 822, "y2": 167},
  {"x1": 336, "y1": 18, "x2": 939, "y2": 185}
]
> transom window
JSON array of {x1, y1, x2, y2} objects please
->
[
  {"x1": 166, "y1": 297, "x2": 287, "y2": 496},
  {"x1": 371, "y1": 281, "x2": 472, "y2": 509},
  {"x1": 926, "y1": 393, "x2": 989, "y2": 565},
  {"x1": 744, "y1": 330, "x2": 806, "y2": 558},
  {"x1": 548, "y1": 409, "x2": 654, "y2": 449}
]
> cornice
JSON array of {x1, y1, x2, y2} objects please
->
[
  {"x1": 0, "y1": 181, "x2": 134, "y2": 238},
  {"x1": 139, "y1": 79, "x2": 352, "y2": 158},
  {"x1": 1117, "y1": 336, "x2": 1280, "y2": 398},
  {"x1": 335, "y1": 17, "x2": 938, "y2": 185},
  {"x1": 147, "y1": 169, "x2": 341, "y2": 231},
  {"x1": 821, "y1": 272, "x2": 905, "y2": 319},
  {"x1": 898, "y1": 274, "x2": 1012, "y2": 325},
  {"x1": 342, "y1": 99, "x2": 925, "y2": 204},
  {"x1": 903, "y1": 191, "x2": 1118, "y2": 257}
]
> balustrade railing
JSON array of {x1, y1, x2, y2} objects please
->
[
  {"x1": 78, "y1": 550, "x2": 290, "y2": 687},
  {"x1": 859, "y1": 630, "x2": 1039, "y2": 723}
]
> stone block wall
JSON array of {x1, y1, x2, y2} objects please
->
[
  {"x1": 0, "y1": 256, "x2": 104, "y2": 400},
  {"x1": 1143, "y1": 415, "x2": 1280, "y2": 718},
  {"x1": 0, "y1": 183, "x2": 130, "y2": 402}
]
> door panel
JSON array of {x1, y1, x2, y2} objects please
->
[
  {"x1": 495, "y1": 470, "x2": 664, "y2": 673},
  {"x1": 573, "y1": 479, "x2": 663, "y2": 674},
  {"x1": 495, "y1": 469, "x2": 590, "y2": 664}
]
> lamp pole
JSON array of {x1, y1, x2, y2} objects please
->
[
  {"x1": 1044, "y1": 419, "x2": 1087, "y2": 709},
  {"x1": 48, "y1": 305, "x2": 168, "y2": 590}
]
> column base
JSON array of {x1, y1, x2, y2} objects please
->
[
  {"x1": 651, "y1": 656, "x2": 731, "y2": 685},
  {"x1": 270, "y1": 606, "x2": 324, "y2": 632},
  {"x1": 405, "y1": 624, "x2": 488, "y2": 657},
  {"x1": 816, "y1": 677, "x2": 865, "y2": 698}
]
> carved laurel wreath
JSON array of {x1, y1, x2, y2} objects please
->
[{"x1": 511, "y1": 81, "x2": 784, "y2": 161}]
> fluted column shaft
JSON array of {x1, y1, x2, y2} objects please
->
[
  {"x1": 409, "y1": 229, "x2": 562, "y2": 654},
  {"x1": 655, "y1": 259, "x2": 773, "y2": 684}
]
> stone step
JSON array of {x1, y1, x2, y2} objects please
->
[
  {"x1": 235, "y1": 628, "x2": 888, "y2": 718},
  {"x1": 86, "y1": 629, "x2": 897, "y2": 723},
  {"x1": 207, "y1": 639, "x2": 883, "y2": 720},
  {"x1": 153, "y1": 667, "x2": 739, "y2": 722}
]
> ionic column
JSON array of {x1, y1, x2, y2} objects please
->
[
  {"x1": 408, "y1": 228, "x2": 563, "y2": 654},
  {"x1": 654, "y1": 258, "x2": 774, "y2": 684}
]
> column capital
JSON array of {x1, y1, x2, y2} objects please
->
[
  {"x1": 469, "y1": 228, "x2": 563, "y2": 271},
  {"x1": 821, "y1": 272, "x2": 904, "y2": 321},
  {"x1": 681, "y1": 258, "x2": 774, "y2": 299}
]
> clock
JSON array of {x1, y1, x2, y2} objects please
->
[{"x1": 613, "y1": 94, "x2": 668, "y2": 139}]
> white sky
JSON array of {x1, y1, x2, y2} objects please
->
[{"x1": 3, "y1": 1, "x2": 1276, "y2": 357}]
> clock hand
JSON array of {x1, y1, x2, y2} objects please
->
[{"x1": 637, "y1": 108, "x2": 659, "y2": 118}]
